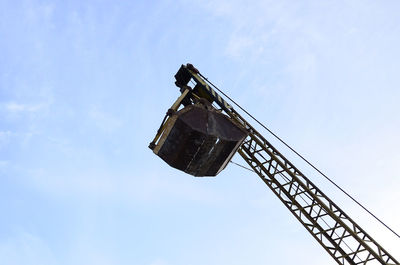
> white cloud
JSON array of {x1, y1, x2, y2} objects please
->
[
  {"x1": 149, "y1": 259, "x2": 169, "y2": 265},
  {"x1": 0, "y1": 231, "x2": 124, "y2": 265},
  {"x1": 65, "y1": 240, "x2": 121, "y2": 265},
  {"x1": 0, "y1": 130, "x2": 36, "y2": 148},
  {"x1": 225, "y1": 35, "x2": 255, "y2": 59},
  {"x1": 5, "y1": 102, "x2": 44, "y2": 113},
  {"x1": 0, "y1": 160, "x2": 10, "y2": 172},
  {"x1": 0, "y1": 232, "x2": 56, "y2": 265},
  {"x1": 26, "y1": 165, "x2": 224, "y2": 205},
  {"x1": 193, "y1": 0, "x2": 295, "y2": 60},
  {"x1": 89, "y1": 106, "x2": 122, "y2": 133},
  {"x1": 25, "y1": 1, "x2": 55, "y2": 25},
  {"x1": 0, "y1": 130, "x2": 12, "y2": 140}
]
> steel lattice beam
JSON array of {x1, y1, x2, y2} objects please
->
[
  {"x1": 231, "y1": 109, "x2": 399, "y2": 265},
  {"x1": 174, "y1": 64, "x2": 399, "y2": 265}
]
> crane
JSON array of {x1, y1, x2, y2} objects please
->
[{"x1": 149, "y1": 64, "x2": 399, "y2": 265}]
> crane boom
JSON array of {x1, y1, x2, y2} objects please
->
[{"x1": 149, "y1": 64, "x2": 399, "y2": 265}]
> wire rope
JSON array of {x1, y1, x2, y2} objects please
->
[{"x1": 199, "y1": 72, "x2": 400, "y2": 239}]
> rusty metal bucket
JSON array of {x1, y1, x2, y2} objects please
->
[{"x1": 152, "y1": 104, "x2": 247, "y2": 176}]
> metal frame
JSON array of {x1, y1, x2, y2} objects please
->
[
  {"x1": 157, "y1": 64, "x2": 399, "y2": 265},
  {"x1": 149, "y1": 88, "x2": 191, "y2": 150}
]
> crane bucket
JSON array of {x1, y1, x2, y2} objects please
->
[{"x1": 152, "y1": 104, "x2": 247, "y2": 176}]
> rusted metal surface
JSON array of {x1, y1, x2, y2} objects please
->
[{"x1": 153, "y1": 104, "x2": 247, "y2": 176}]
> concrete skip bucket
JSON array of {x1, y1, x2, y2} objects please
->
[{"x1": 152, "y1": 104, "x2": 248, "y2": 177}]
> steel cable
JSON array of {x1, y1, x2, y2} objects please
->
[{"x1": 200, "y1": 72, "x2": 400, "y2": 239}]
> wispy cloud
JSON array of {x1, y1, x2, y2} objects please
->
[
  {"x1": 0, "y1": 230, "x2": 123, "y2": 265},
  {"x1": 0, "y1": 130, "x2": 12, "y2": 139},
  {"x1": 0, "y1": 232, "x2": 56, "y2": 265},
  {"x1": 26, "y1": 165, "x2": 225, "y2": 205},
  {"x1": 5, "y1": 102, "x2": 44, "y2": 113},
  {"x1": 88, "y1": 106, "x2": 122, "y2": 133},
  {"x1": 149, "y1": 259, "x2": 169, "y2": 265}
]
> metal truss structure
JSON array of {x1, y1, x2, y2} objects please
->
[{"x1": 154, "y1": 64, "x2": 399, "y2": 265}]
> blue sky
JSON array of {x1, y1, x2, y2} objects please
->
[{"x1": 1, "y1": 0, "x2": 400, "y2": 264}]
